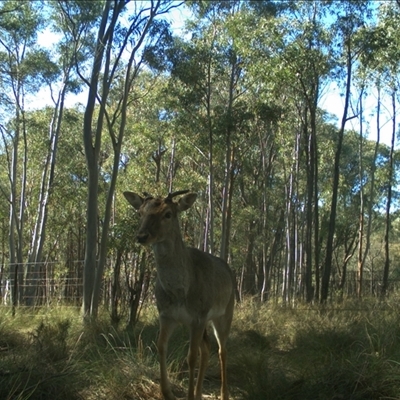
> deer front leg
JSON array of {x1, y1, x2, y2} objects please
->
[
  {"x1": 187, "y1": 323, "x2": 206, "y2": 400},
  {"x1": 157, "y1": 317, "x2": 177, "y2": 400},
  {"x1": 212, "y1": 315, "x2": 233, "y2": 400},
  {"x1": 195, "y1": 329, "x2": 210, "y2": 400},
  {"x1": 218, "y1": 343, "x2": 229, "y2": 400}
]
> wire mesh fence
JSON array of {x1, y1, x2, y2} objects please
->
[
  {"x1": 1, "y1": 261, "x2": 400, "y2": 309},
  {"x1": 1, "y1": 260, "x2": 84, "y2": 307}
]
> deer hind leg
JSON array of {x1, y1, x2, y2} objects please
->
[
  {"x1": 195, "y1": 329, "x2": 210, "y2": 400},
  {"x1": 211, "y1": 313, "x2": 233, "y2": 400},
  {"x1": 187, "y1": 322, "x2": 207, "y2": 400},
  {"x1": 157, "y1": 317, "x2": 177, "y2": 400}
]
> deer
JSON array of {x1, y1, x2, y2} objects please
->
[{"x1": 123, "y1": 190, "x2": 235, "y2": 400}]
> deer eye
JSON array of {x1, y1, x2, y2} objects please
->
[{"x1": 164, "y1": 211, "x2": 172, "y2": 219}]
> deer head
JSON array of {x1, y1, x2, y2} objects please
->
[{"x1": 123, "y1": 190, "x2": 197, "y2": 245}]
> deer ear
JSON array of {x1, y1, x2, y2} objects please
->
[
  {"x1": 177, "y1": 193, "x2": 197, "y2": 212},
  {"x1": 123, "y1": 191, "x2": 144, "y2": 210}
]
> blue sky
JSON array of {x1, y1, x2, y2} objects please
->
[{"x1": 320, "y1": 82, "x2": 396, "y2": 148}]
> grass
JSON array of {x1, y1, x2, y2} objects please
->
[{"x1": 1, "y1": 298, "x2": 400, "y2": 399}]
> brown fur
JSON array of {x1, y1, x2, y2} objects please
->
[{"x1": 124, "y1": 191, "x2": 235, "y2": 400}]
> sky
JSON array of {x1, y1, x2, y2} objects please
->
[
  {"x1": 30, "y1": 1, "x2": 189, "y2": 110},
  {"x1": 320, "y1": 82, "x2": 397, "y2": 148}
]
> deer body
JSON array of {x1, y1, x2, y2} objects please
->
[{"x1": 124, "y1": 191, "x2": 234, "y2": 400}]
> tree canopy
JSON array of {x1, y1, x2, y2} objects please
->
[{"x1": 1, "y1": 0, "x2": 400, "y2": 318}]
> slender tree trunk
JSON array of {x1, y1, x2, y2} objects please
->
[
  {"x1": 381, "y1": 90, "x2": 396, "y2": 298},
  {"x1": 259, "y1": 124, "x2": 275, "y2": 301},
  {"x1": 321, "y1": 39, "x2": 352, "y2": 303},
  {"x1": 25, "y1": 80, "x2": 68, "y2": 305},
  {"x1": 167, "y1": 136, "x2": 176, "y2": 192},
  {"x1": 220, "y1": 49, "x2": 238, "y2": 261},
  {"x1": 242, "y1": 222, "x2": 256, "y2": 296},
  {"x1": 362, "y1": 85, "x2": 380, "y2": 270},
  {"x1": 304, "y1": 107, "x2": 314, "y2": 302},
  {"x1": 262, "y1": 209, "x2": 284, "y2": 301},
  {"x1": 19, "y1": 110, "x2": 28, "y2": 304},
  {"x1": 127, "y1": 251, "x2": 147, "y2": 328},
  {"x1": 8, "y1": 100, "x2": 26, "y2": 308},
  {"x1": 9, "y1": 127, "x2": 18, "y2": 309},
  {"x1": 152, "y1": 138, "x2": 167, "y2": 183},
  {"x1": 204, "y1": 27, "x2": 217, "y2": 255},
  {"x1": 111, "y1": 248, "x2": 122, "y2": 326},
  {"x1": 311, "y1": 103, "x2": 319, "y2": 302},
  {"x1": 220, "y1": 145, "x2": 235, "y2": 261},
  {"x1": 356, "y1": 87, "x2": 365, "y2": 298},
  {"x1": 284, "y1": 167, "x2": 294, "y2": 304},
  {"x1": 0, "y1": 219, "x2": 4, "y2": 302},
  {"x1": 338, "y1": 234, "x2": 357, "y2": 294},
  {"x1": 304, "y1": 102, "x2": 319, "y2": 303},
  {"x1": 84, "y1": 1, "x2": 165, "y2": 318},
  {"x1": 82, "y1": 1, "x2": 112, "y2": 319}
]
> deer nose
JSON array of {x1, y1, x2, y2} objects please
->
[{"x1": 137, "y1": 233, "x2": 149, "y2": 244}]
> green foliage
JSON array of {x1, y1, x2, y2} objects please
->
[
  {"x1": 0, "y1": 1, "x2": 43, "y2": 42},
  {"x1": 1, "y1": 0, "x2": 400, "y2": 312}
]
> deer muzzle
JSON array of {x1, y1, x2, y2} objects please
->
[{"x1": 137, "y1": 232, "x2": 150, "y2": 244}]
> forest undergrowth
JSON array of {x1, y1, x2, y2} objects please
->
[{"x1": 1, "y1": 297, "x2": 400, "y2": 400}]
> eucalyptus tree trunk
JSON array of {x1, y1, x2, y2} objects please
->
[
  {"x1": 362, "y1": 86, "x2": 381, "y2": 279},
  {"x1": 338, "y1": 234, "x2": 357, "y2": 295},
  {"x1": 381, "y1": 90, "x2": 396, "y2": 298},
  {"x1": 304, "y1": 107, "x2": 315, "y2": 302},
  {"x1": 78, "y1": 0, "x2": 177, "y2": 319},
  {"x1": 126, "y1": 251, "x2": 148, "y2": 329},
  {"x1": 203, "y1": 28, "x2": 217, "y2": 255},
  {"x1": 82, "y1": 0, "x2": 114, "y2": 319},
  {"x1": 167, "y1": 136, "x2": 176, "y2": 192},
  {"x1": 0, "y1": 220, "x2": 5, "y2": 301},
  {"x1": 152, "y1": 138, "x2": 167, "y2": 183},
  {"x1": 8, "y1": 121, "x2": 21, "y2": 309},
  {"x1": 0, "y1": 1, "x2": 49, "y2": 309},
  {"x1": 311, "y1": 105, "x2": 319, "y2": 302},
  {"x1": 356, "y1": 88, "x2": 365, "y2": 299},
  {"x1": 110, "y1": 248, "x2": 122, "y2": 326},
  {"x1": 321, "y1": 38, "x2": 352, "y2": 304},
  {"x1": 240, "y1": 221, "x2": 256, "y2": 297},
  {"x1": 220, "y1": 48, "x2": 238, "y2": 261},
  {"x1": 292, "y1": 2, "x2": 321, "y2": 302},
  {"x1": 20, "y1": 113, "x2": 28, "y2": 303},
  {"x1": 259, "y1": 125, "x2": 276, "y2": 301},
  {"x1": 25, "y1": 78, "x2": 69, "y2": 305},
  {"x1": 283, "y1": 130, "x2": 299, "y2": 304},
  {"x1": 7, "y1": 105, "x2": 27, "y2": 309},
  {"x1": 220, "y1": 142, "x2": 233, "y2": 262}
]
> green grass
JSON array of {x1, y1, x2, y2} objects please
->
[{"x1": 1, "y1": 298, "x2": 400, "y2": 399}]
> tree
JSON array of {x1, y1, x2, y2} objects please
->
[
  {"x1": 370, "y1": 3, "x2": 400, "y2": 297},
  {"x1": 321, "y1": 1, "x2": 372, "y2": 303},
  {"x1": 57, "y1": 0, "x2": 180, "y2": 319},
  {"x1": 149, "y1": 1, "x2": 252, "y2": 262},
  {"x1": 0, "y1": 0, "x2": 57, "y2": 307},
  {"x1": 24, "y1": 2, "x2": 85, "y2": 305}
]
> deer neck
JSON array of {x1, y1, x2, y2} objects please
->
[{"x1": 152, "y1": 234, "x2": 191, "y2": 297}]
